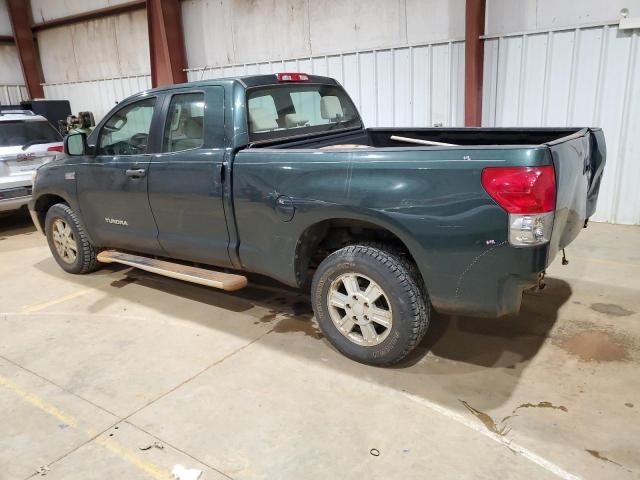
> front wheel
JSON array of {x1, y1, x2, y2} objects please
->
[
  {"x1": 45, "y1": 203, "x2": 100, "y2": 274},
  {"x1": 311, "y1": 244, "x2": 430, "y2": 366}
]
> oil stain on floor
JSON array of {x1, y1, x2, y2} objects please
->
[
  {"x1": 559, "y1": 331, "x2": 630, "y2": 362},
  {"x1": 590, "y1": 303, "x2": 635, "y2": 317},
  {"x1": 255, "y1": 307, "x2": 323, "y2": 340},
  {"x1": 460, "y1": 400, "x2": 510, "y2": 436},
  {"x1": 586, "y1": 449, "x2": 633, "y2": 473},
  {"x1": 272, "y1": 316, "x2": 323, "y2": 340},
  {"x1": 461, "y1": 400, "x2": 568, "y2": 437}
]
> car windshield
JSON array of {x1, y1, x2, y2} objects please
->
[
  {"x1": 247, "y1": 84, "x2": 362, "y2": 143},
  {"x1": 0, "y1": 120, "x2": 62, "y2": 148}
]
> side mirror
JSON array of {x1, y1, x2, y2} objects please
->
[{"x1": 65, "y1": 133, "x2": 87, "y2": 156}]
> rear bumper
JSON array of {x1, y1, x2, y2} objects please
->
[
  {"x1": 427, "y1": 243, "x2": 549, "y2": 318},
  {"x1": 432, "y1": 271, "x2": 540, "y2": 317}
]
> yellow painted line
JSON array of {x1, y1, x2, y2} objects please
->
[
  {"x1": 21, "y1": 288, "x2": 94, "y2": 314},
  {"x1": 0, "y1": 375, "x2": 77, "y2": 427},
  {"x1": 0, "y1": 374, "x2": 170, "y2": 479}
]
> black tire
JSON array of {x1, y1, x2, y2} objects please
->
[
  {"x1": 45, "y1": 203, "x2": 100, "y2": 274},
  {"x1": 311, "y1": 244, "x2": 430, "y2": 366}
]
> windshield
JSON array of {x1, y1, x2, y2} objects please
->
[
  {"x1": 247, "y1": 84, "x2": 362, "y2": 142},
  {"x1": 0, "y1": 120, "x2": 62, "y2": 148}
]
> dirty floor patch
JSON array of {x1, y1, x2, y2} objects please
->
[
  {"x1": 590, "y1": 303, "x2": 635, "y2": 317},
  {"x1": 558, "y1": 331, "x2": 630, "y2": 363},
  {"x1": 461, "y1": 400, "x2": 568, "y2": 437},
  {"x1": 255, "y1": 310, "x2": 323, "y2": 340}
]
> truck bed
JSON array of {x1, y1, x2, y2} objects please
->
[
  {"x1": 251, "y1": 126, "x2": 606, "y2": 243},
  {"x1": 254, "y1": 127, "x2": 591, "y2": 149},
  {"x1": 235, "y1": 126, "x2": 605, "y2": 316}
]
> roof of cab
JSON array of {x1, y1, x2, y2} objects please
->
[{"x1": 135, "y1": 74, "x2": 340, "y2": 97}]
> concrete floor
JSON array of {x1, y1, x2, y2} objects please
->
[{"x1": 0, "y1": 209, "x2": 639, "y2": 480}]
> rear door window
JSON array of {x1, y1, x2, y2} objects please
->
[
  {"x1": 0, "y1": 120, "x2": 62, "y2": 148},
  {"x1": 162, "y1": 93, "x2": 205, "y2": 153}
]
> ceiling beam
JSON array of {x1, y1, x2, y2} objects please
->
[
  {"x1": 7, "y1": 0, "x2": 44, "y2": 98},
  {"x1": 464, "y1": 0, "x2": 486, "y2": 127},
  {"x1": 147, "y1": 0, "x2": 187, "y2": 87},
  {"x1": 0, "y1": 35, "x2": 15, "y2": 44},
  {"x1": 31, "y1": 0, "x2": 146, "y2": 32}
]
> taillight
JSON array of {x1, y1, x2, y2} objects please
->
[
  {"x1": 277, "y1": 72, "x2": 310, "y2": 82},
  {"x1": 481, "y1": 166, "x2": 555, "y2": 213},
  {"x1": 47, "y1": 145, "x2": 64, "y2": 152},
  {"x1": 481, "y1": 166, "x2": 556, "y2": 247}
]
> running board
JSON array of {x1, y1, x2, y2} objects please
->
[{"x1": 97, "y1": 250, "x2": 248, "y2": 291}]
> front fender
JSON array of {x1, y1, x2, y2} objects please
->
[{"x1": 30, "y1": 164, "x2": 85, "y2": 238}]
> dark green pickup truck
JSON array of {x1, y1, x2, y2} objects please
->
[{"x1": 29, "y1": 73, "x2": 605, "y2": 365}]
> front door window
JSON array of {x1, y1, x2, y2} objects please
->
[{"x1": 97, "y1": 98, "x2": 156, "y2": 156}]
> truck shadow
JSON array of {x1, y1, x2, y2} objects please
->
[
  {"x1": 403, "y1": 277, "x2": 572, "y2": 369},
  {"x1": 31, "y1": 256, "x2": 571, "y2": 411},
  {"x1": 0, "y1": 209, "x2": 36, "y2": 238}
]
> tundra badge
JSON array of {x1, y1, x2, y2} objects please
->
[{"x1": 105, "y1": 218, "x2": 129, "y2": 226}]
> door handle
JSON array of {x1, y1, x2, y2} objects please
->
[{"x1": 125, "y1": 168, "x2": 146, "y2": 178}]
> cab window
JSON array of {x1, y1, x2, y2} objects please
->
[
  {"x1": 163, "y1": 93, "x2": 205, "y2": 152},
  {"x1": 246, "y1": 84, "x2": 361, "y2": 143},
  {"x1": 97, "y1": 97, "x2": 156, "y2": 156}
]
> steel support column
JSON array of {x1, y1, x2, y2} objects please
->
[
  {"x1": 7, "y1": 0, "x2": 44, "y2": 99},
  {"x1": 147, "y1": 0, "x2": 187, "y2": 87},
  {"x1": 464, "y1": 0, "x2": 486, "y2": 127}
]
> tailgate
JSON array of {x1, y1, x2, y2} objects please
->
[
  {"x1": 0, "y1": 152, "x2": 57, "y2": 177},
  {"x1": 546, "y1": 128, "x2": 606, "y2": 261}
]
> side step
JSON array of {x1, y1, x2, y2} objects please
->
[{"x1": 97, "y1": 250, "x2": 248, "y2": 291}]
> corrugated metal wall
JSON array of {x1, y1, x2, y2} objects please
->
[
  {"x1": 187, "y1": 41, "x2": 466, "y2": 128},
  {"x1": 35, "y1": 9, "x2": 150, "y2": 86},
  {"x1": 181, "y1": 0, "x2": 465, "y2": 70},
  {"x1": 0, "y1": 85, "x2": 29, "y2": 105},
  {"x1": 483, "y1": 22, "x2": 640, "y2": 225},
  {"x1": 42, "y1": 75, "x2": 152, "y2": 122}
]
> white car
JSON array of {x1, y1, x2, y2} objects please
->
[{"x1": 0, "y1": 110, "x2": 63, "y2": 212}]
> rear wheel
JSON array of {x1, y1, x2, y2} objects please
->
[
  {"x1": 311, "y1": 244, "x2": 429, "y2": 366},
  {"x1": 45, "y1": 203, "x2": 100, "y2": 274}
]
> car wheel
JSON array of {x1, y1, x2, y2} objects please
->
[
  {"x1": 311, "y1": 244, "x2": 430, "y2": 366},
  {"x1": 45, "y1": 203, "x2": 100, "y2": 274}
]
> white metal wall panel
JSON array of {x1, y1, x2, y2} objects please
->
[
  {"x1": 42, "y1": 75, "x2": 152, "y2": 122},
  {"x1": 486, "y1": 0, "x2": 640, "y2": 36},
  {"x1": 0, "y1": 45, "x2": 25, "y2": 85},
  {"x1": 37, "y1": 9, "x2": 150, "y2": 85},
  {"x1": 181, "y1": 0, "x2": 465, "y2": 68},
  {"x1": 483, "y1": 24, "x2": 640, "y2": 225},
  {"x1": 0, "y1": 0, "x2": 11, "y2": 36},
  {"x1": 0, "y1": 85, "x2": 29, "y2": 105},
  {"x1": 186, "y1": 41, "x2": 466, "y2": 128},
  {"x1": 30, "y1": 0, "x2": 134, "y2": 23}
]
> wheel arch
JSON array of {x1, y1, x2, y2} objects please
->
[
  {"x1": 31, "y1": 193, "x2": 71, "y2": 234},
  {"x1": 294, "y1": 216, "x2": 428, "y2": 290}
]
